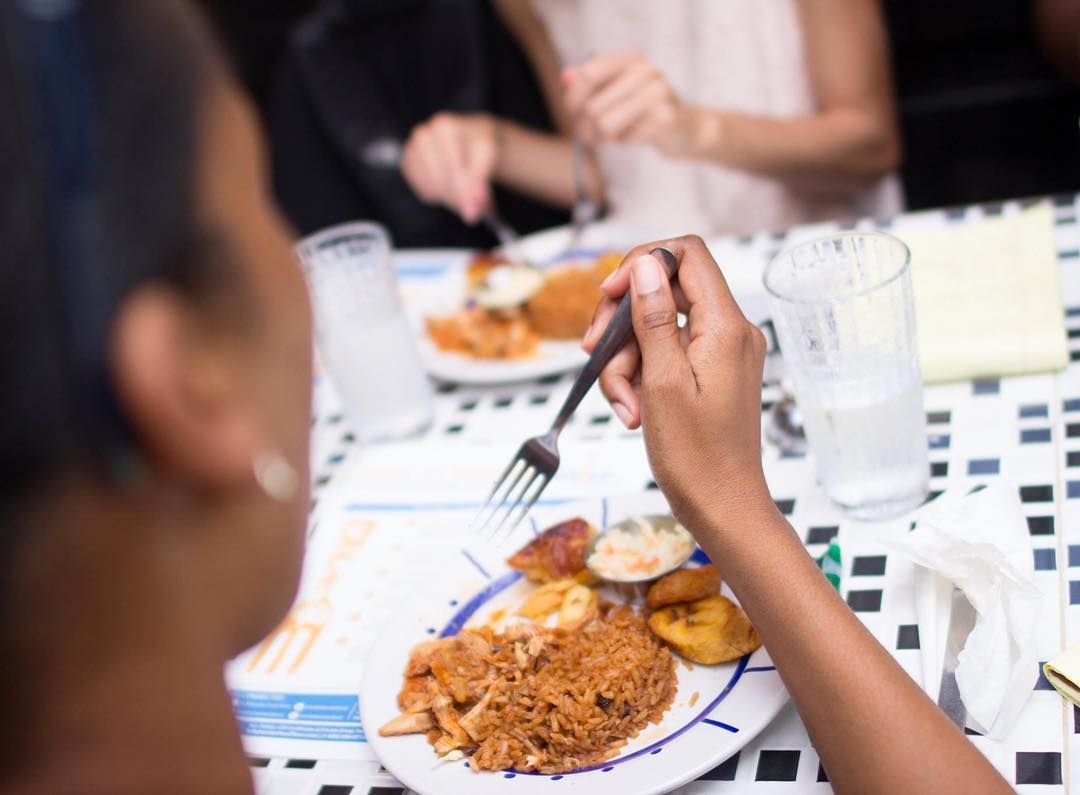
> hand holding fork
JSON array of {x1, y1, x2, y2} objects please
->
[{"x1": 473, "y1": 246, "x2": 679, "y2": 540}]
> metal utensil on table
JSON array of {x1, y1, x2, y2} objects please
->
[
  {"x1": 937, "y1": 586, "x2": 976, "y2": 729},
  {"x1": 759, "y1": 319, "x2": 808, "y2": 455},
  {"x1": 767, "y1": 392, "x2": 807, "y2": 455},
  {"x1": 474, "y1": 247, "x2": 681, "y2": 541},
  {"x1": 567, "y1": 135, "x2": 600, "y2": 252}
]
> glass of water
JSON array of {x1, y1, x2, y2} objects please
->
[
  {"x1": 298, "y1": 221, "x2": 434, "y2": 443},
  {"x1": 763, "y1": 232, "x2": 928, "y2": 519}
]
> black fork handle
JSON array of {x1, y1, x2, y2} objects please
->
[{"x1": 551, "y1": 246, "x2": 680, "y2": 431}]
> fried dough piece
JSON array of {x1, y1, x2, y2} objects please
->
[
  {"x1": 646, "y1": 564, "x2": 721, "y2": 609},
  {"x1": 557, "y1": 584, "x2": 597, "y2": 628},
  {"x1": 647, "y1": 595, "x2": 761, "y2": 664},
  {"x1": 506, "y1": 517, "x2": 596, "y2": 583},
  {"x1": 524, "y1": 268, "x2": 602, "y2": 339},
  {"x1": 517, "y1": 577, "x2": 578, "y2": 619},
  {"x1": 379, "y1": 710, "x2": 435, "y2": 736},
  {"x1": 523, "y1": 254, "x2": 619, "y2": 339}
]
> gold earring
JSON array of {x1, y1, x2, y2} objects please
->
[{"x1": 253, "y1": 451, "x2": 299, "y2": 502}]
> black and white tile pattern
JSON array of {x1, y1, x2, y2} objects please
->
[{"x1": 250, "y1": 195, "x2": 1080, "y2": 794}]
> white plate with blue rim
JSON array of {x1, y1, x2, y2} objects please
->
[{"x1": 360, "y1": 491, "x2": 789, "y2": 795}]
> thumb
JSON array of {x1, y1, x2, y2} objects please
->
[{"x1": 629, "y1": 252, "x2": 684, "y2": 375}]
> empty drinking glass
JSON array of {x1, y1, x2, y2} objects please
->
[
  {"x1": 763, "y1": 232, "x2": 929, "y2": 519},
  {"x1": 298, "y1": 222, "x2": 434, "y2": 443}
]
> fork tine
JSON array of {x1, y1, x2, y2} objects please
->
[
  {"x1": 473, "y1": 457, "x2": 527, "y2": 531},
  {"x1": 487, "y1": 467, "x2": 541, "y2": 541},
  {"x1": 496, "y1": 473, "x2": 550, "y2": 544}
]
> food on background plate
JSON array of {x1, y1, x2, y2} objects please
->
[
  {"x1": 646, "y1": 563, "x2": 722, "y2": 609},
  {"x1": 425, "y1": 251, "x2": 621, "y2": 359},
  {"x1": 525, "y1": 260, "x2": 617, "y2": 339},
  {"x1": 471, "y1": 262, "x2": 545, "y2": 310},
  {"x1": 586, "y1": 515, "x2": 696, "y2": 582},
  {"x1": 379, "y1": 605, "x2": 676, "y2": 774},
  {"x1": 425, "y1": 309, "x2": 538, "y2": 359},
  {"x1": 648, "y1": 595, "x2": 761, "y2": 665},
  {"x1": 506, "y1": 517, "x2": 596, "y2": 583}
]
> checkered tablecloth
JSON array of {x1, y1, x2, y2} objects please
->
[{"x1": 245, "y1": 195, "x2": 1080, "y2": 795}]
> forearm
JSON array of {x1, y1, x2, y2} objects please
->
[
  {"x1": 491, "y1": 120, "x2": 602, "y2": 209},
  {"x1": 695, "y1": 497, "x2": 1010, "y2": 794},
  {"x1": 682, "y1": 107, "x2": 900, "y2": 195}
]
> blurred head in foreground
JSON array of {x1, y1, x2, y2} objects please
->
[{"x1": 0, "y1": 0, "x2": 311, "y2": 787}]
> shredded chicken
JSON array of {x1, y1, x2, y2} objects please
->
[
  {"x1": 429, "y1": 680, "x2": 472, "y2": 750},
  {"x1": 404, "y1": 638, "x2": 452, "y2": 677},
  {"x1": 398, "y1": 675, "x2": 433, "y2": 713},
  {"x1": 379, "y1": 711, "x2": 435, "y2": 736},
  {"x1": 459, "y1": 688, "x2": 495, "y2": 741}
]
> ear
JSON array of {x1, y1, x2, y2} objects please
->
[{"x1": 109, "y1": 285, "x2": 257, "y2": 492}]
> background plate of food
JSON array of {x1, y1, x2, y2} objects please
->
[
  {"x1": 415, "y1": 243, "x2": 623, "y2": 385},
  {"x1": 361, "y1": 492, "x2": 789, "y2": 795}
]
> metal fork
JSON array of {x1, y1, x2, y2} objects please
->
[
  {"x1": 473, "y1": 246, "x2": 681, "y2": 541},
  {"x1": 567, "y1": 135, "x2": 600, "y2": 252},
  {"x1": 481, "y1": 207, "x2": 522, "y2": 262}
]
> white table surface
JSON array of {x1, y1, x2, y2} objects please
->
[{"x1": 235, "y1": 194, "x2": 1080, "y2": 795}]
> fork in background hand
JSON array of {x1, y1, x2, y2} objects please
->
[
  {"x1": 567, "y1": 135, "x2": 600, "y2": 253},
  {"x1": 473, "y1": 247, "x2": 680, "y2": 542}
]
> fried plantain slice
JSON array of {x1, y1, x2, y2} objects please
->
[
  {"x1": 646, "y1": 564, "x2": 721, "y2": 609},
  {"x1": 647, "y1": 595, "x2": 761, "y2": 664}
]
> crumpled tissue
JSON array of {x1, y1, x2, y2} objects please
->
[{"x1": 890, "y1": 483, "x2": 1041, "y2": 738}]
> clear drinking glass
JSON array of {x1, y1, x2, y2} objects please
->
[
  {"x1": 763, "y1": 232, "x2": 929, "y2": 519},
  {"x1": 297, "y1": 221, "x2": 434, "y2": 443}
]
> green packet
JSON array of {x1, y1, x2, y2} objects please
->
[{"x1": 818, "y1": 541, "x2": 841, "y2": 591}]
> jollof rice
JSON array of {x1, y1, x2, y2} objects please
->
[{"x1": 391, "y1": 602, "x2": 676, "y2": 774}]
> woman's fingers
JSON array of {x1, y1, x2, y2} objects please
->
[
  {"x1": 583, "y1": 62, "x2": 650, "y2": 118},
  {"x1": 564, "y1": 51, "x2": 645, "y2": 113},
  {"x1": 427, "y1": 119, "x2": 476, "y2": 221},
  {"x1": 585, "y1": 75, "x2": 668, "y2": 143},
  {"x1": 401, "y1": 127, "x2": 444, "y2": 203},
  {"x1": 400, "y1": 114, "x2": 496, "y2": 224},
  {"x1": 598, "y1": 337, "x2": 643, "y2": 428},
  {"x1": 458, "y1": 122, "x2": 497, "y2": 222},
  {"x1": 582, "y1": 293, "x2": 620, "y2": 351},
  {"x1": 626, "y1": 252, "x2": 690, "y2": 391}
]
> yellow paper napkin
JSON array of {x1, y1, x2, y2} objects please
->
[
  {"x1": 1044, "y1": 646, "x2": 1080, "y2": 707},
  {"x1": 895, "y1": 202, "x2": 1068, "y2": 383}
]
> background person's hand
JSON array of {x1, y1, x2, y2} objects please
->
[
  {"x1": 563, "y1": 52, "x2": 700, "y2": 157},
  {"x1": 582, "y1": 237, "x2": 770, "y2": 527},
  {"x1": 400, "y1": 112, "x2": 498, "y2": 224}
]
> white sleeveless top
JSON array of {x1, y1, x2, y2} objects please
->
[{"x1": 531, "y1": 0, "x2": 903, "y2": 238}]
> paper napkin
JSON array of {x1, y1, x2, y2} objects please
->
[
  {"x1": 890, "y1": 484, "x2": 1042, "y2": 738},
  {"x1": 895, "y1": 202, "x2": 1068, "y2": 383},
  {"x1": 1044, "y1": 646, "x2": 1080, "y2": 707}
]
